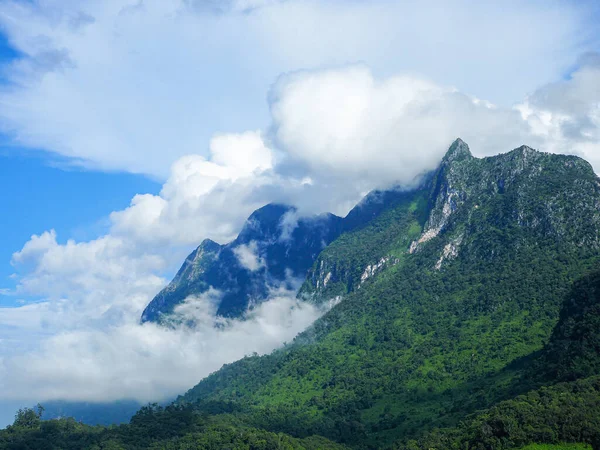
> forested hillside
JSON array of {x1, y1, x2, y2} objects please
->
[
  {"x1": 0, "y1": 404, "x2": 347, "y2": 449},
  {"x1": 178, "y1": 141, "x2": 600, "y2": 448}
]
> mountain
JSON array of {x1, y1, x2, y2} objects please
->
[
  {"x1": 177, "y1": 140, "x2": 600, "y2": 447},
  {"x1": 5, "y1": 139, "x2": 600, "y2": 449},
  {"x1": 141, "y1": 204, "x2": 345, "y2": 322},
  {"x1": 39, "y1": 400, "x2": 142, "y2": 426},
  {"x1": 142, "y1": 188, "x2": 418, "y2": 323}
]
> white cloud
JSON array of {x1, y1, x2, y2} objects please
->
[
  {"x1": 168, "y1": 290, "x2": 224, "y2": 327},
  {"x1": 110, "y1": 130, "x2": 275, "y2": 246},
  {"x1": 278, "y1": 209, "x2": 299, "y2": 242},
  {"x1": 270, "y1": 66, "x2": 520, "y2": 188},
  {"x1": 233, "y1": 241, "x2": 265, "y2": 271},
  {"x1": 0, "y1": 289, "x2": 328, "y2": 404},
  {"x1": 0, "y1": 0, "x2": 593, "y2": 176},
  {"x1": 517, "y1": 54, "x2": 600, "y2": 168},
  {"x1": 274, "y1": 60, "x2": 600, "y2": 189},
  {"x1": 10, "y1": 230, "x2": 165, "y2": 327}
]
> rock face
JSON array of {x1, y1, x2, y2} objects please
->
[
  {"x1": 412, "y1": 140, "x2": 600, "y2": 258},
  {"x1": 302, "y1": 138, "x2": 600, "y2": 303},
  {"x1": 141, "y1": 204, "x2": 344, "y2": 323},
  {"x1": 418, "y1": 138, "x2": 472, "y2": 246}
]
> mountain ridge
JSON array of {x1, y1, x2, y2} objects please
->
[
  {"x1": 142, "y1": 185, "x2": 436, "y2": 323},
  {"x1": 177, "y1": 141, "x2": 600, "y2": 447}
]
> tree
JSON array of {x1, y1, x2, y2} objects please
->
[{"x1": 12, "y1": 404, "x2": 44, "y2": 429}]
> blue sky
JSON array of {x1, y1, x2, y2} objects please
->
[
  {"x1": 0, "y1": 151, "x2": 159, "y2": 306},
  {"x1": 0, "y1": 29, "x2": 159, "y2": 307},
  {"x1": 0, "y1": 0, "x2": 598, "y2": 428}
]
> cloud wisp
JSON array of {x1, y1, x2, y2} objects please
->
[{"x1": 233, "y1": 241, "x2": 265, "y2": 272}]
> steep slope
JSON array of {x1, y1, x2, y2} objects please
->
[
  {"x1": 298, "y1": 187, "x2": 430, "y2": 303},
  {"x1": 406, "y1": 268, "x2": 600, "y2": 449},
  {"x1": 142, "y1": 204, "x2": 345, "y2": 322},
  {"x1": 537, "y1": 270, "x2": 600, "y2": 382},
  {"x1": 405, "y1": 376, "x2": 600, "y2": 450},
  {"x1": 179, "y1": 140, "x2": 600, "y2": 447}
]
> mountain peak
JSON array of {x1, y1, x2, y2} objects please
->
[
  {"x1": 237, "y1": 203, "x2": 296, "y2": 242},
  {"x1": 506, "y1": 144, "x2": 539, "y2": 158},
  {"x1": 198, "y1": 238, "x2": 221, "y2": 251},
  {"x1": 442, "y1": 138, "x2": 472, "y2": 163},
  {"x1": 247, "y1": 203, "x2": 296, "y2": 222}
]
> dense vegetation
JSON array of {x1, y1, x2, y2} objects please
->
[
  {"x1": 403, "y1": 268, "x2": 600, "y2": 450},
  {"x1": 402, "y1": 376, "x2": 600, "y2": 450},
  {"x1": 0, "y1": 404, "x2": 346, "y2": 450},
  {"x1": 4, "y1": 142, "x2": 600, "y2": 449},
  {"x1": 538, "y1": 270, "x2": 600, "y2": 381}
]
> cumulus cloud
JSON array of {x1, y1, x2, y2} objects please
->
[
  {"x1": 270, "y1": 59, "x2": 600, "y2": 191},
  {"x1": 0, "y1": 0, "x2": 593, "y2": 176},
  {"x1": 517, "y1": 54, "x2": 600, "y2": 168},
  {"x1": 269, "y1": 66, "x2": 529, "y2": 189},
  {"x1": 233, "y1": 241, "x2": 265, "y2": 272},
  {"x1": 110, "y1": 130, "x2": 275, "y2": 245},
  {"x1": 10, "y1": 230, "x2": 165, "y2": 329}
]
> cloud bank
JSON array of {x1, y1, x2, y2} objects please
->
[{"x1": 0, "y1": 291, "x2": 326, "y2": 403}]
